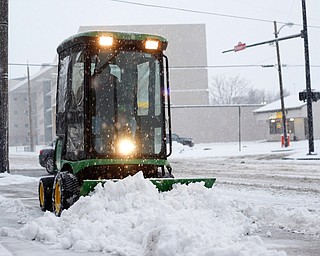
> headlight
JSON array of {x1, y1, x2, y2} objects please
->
[
  {"x1": 145, "y1": 40, "x2": 159, "y2": 50},
  {"x1": 99, "y1": 36, "x2": 113, "y2": 46},
  {"x1": 118, "y1": 139, "x2": 136, "y2": 156}
]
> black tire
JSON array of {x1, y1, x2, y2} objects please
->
[
  {"x1": 45, "y1": 155, "x2": 56, "y2": 175},
  {"x1": 52, "y1": 172, "x2": 80, "y2": 217},
  {"x1": 38, "y1": 177, "x2": 54, "y2": 212}
]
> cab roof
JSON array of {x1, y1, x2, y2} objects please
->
[{"x1": 57, "y1": 30, "x2": 168, "y2": 53}]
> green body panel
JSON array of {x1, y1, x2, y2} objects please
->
[
  {"x1": 61, "y1": 158, "x2": 171, "y2": 174},
  {"x1": 55, "y1": 139, "x2": 63, "y2": 171},
  {"x1": 80, "y1": 178, "x2": 216, "y2": 196},
  {"x1": 149, "y1": 178, "x2": 216, "y2": 192}
]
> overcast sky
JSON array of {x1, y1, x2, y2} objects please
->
[{"x1": 8, "y1": 0, "x2": 320, "y2": 95}]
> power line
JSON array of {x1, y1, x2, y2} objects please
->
[
  {"x1": 109, "y1": 0, "x2": 320, "y2": 28},
  {"x1": 9, "y1": 63, "x2": 57, "y2": 67},
  {"x1": 8, "y1": 62, "x2": 320, "y2": 70},
  {"x1": 171, "y1": 65, "x2": 263, "y2": 69},
  {"x1": 170, "y1": 64, "x2": 320, "y2": 69}
]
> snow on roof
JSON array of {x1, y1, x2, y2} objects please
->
[
  {"x1": 254, "y1": 94, "x2": 306, "y2": 113},
  {"x1": 9, "y1": 58, "x2": 58, "y2": 93}
]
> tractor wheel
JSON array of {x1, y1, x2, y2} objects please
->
[
  {"x1": 52, "y1": 172, "x2": 80, "y2": 217},
  {"x1": 38, "y1": 177, "x2": 54, "y2": 212},
  {"x1": 45, "y1": 154, "x2": 56, "y2": 175}
]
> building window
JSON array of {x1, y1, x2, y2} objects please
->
[
  {"x1": 270, "y1": 119, "x2": 282, "y2": 134},
  {"x1": 287, "y1": 118, "x2": 295, "y2": 134},
  {"x1": 269, "y1": 119, "x2": 295, "y2": 135}
]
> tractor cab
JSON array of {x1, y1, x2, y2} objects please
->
[{"x1": 55, "y1": 31, "x2": 172, "y2": 179}]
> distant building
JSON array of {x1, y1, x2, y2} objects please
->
[
  {"x1": 8, "y1": 78, "x2": 31, "y2": 147},
  {"x1": 172, "y1": 104, "x2": 266, "y2": 143},
  {"x1": 9, "y1": 65, "x2": 57, "y2": 147},
  {"x1": 254, "y1": 94, "x2": 320, "y2": 141}
]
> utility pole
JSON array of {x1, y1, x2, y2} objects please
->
[
  {"x1": 0, "y1": 0, "x2": 9, "y2": 173},
  {"x1": 238, "y1": 105, "x2": 241, "y2": 152},
  {"x1": 301, "y1": 0, "x2": 314, "y2": 154},
  {"x1": 222, "y1": 0, "x2": 315, "y2": 154},
  {"x1": 274, "y1": 21, "x2": 288, "y2": 147},
  {"x1": 27, "y1": 64, "x2": 35, "y2": 152}
]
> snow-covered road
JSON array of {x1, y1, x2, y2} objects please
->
[
  {"x1": 170, "y1": 141, "x2": 320, "y2": 255},
  {"x1": 171, "y1": 156, "x2": 320, "y2": 255},
  {"x1": 1, "y1": 140, "x2": 320, "y2": 255}
]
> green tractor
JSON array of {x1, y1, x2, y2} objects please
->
[{"x1": 38, "y1": 31, "x2": 215, "y2": 216}]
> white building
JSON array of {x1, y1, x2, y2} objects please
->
[
  {"x1": 9, "y1": 65, "x2": 57, "y2": 147},
  {"x1": 254, "y1": 94, "x2": 320, "y2": 141}
]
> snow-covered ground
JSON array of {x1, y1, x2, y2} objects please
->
[{"x1": 1, "y1": 140, "x2": 320, "y2": 256}]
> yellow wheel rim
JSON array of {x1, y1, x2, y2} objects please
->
[
  {"x1": 39, "y1": 182, "x2": 45, "y2": 207},
  {"x1": 54, "y1": 182, "x2": 61, "y2": 214}
]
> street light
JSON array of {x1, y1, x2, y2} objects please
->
[
  {"x1": 273, "y1": 21, "x2": 293, "y2": 147},
  {"x1": 277, "y1": 22, "x2": 294, "y2": 34}
]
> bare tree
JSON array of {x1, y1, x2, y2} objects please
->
[
  {"x1": 247, "y1": 88, "x2": 291, "y2": 104},
  {"x1": 246, "y1": 88, "x2": 270, "y2": 104},
  {"x1": 209, "y1": 75, "x2": 291, "y2": 105},
  {"x1": 209, "y1": 75, "x2": 250, "y2": 104}
]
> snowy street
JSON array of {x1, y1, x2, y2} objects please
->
[
  {"x1": 171, "y1": 147, "x2": 320, "y2": 255},
  {"x1": 1, "y1": 140, "x2": 320, "y2": 255}
]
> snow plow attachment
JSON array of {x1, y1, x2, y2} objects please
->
[{"x1": 80, "y1": 178, "x2": 216, "y2": 196}]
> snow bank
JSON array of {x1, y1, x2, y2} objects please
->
[
  {"x1": 0, "y1": 195, "x2": 28, "y2": 225},
  {"x1": 0, "y1": 172, "x2": 38, "y2": 186},
  {"x1": 240, "y1": 202, "x2": 320, "y2": 236},
  {"x1": 170, "y1": 140, "x2": 320, "y2": 160},
  {"x1": 1, "y1": 172, "x2": 286, "y2": 256}
]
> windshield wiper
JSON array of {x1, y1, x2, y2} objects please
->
[{"x1": 93, "y1": 51, "x2": 119, "y2": 78}]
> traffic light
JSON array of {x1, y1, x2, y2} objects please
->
[
  {"x1": 299, "y1": 91, "x2": 307, "y2": 102},
  {"x1": 312, "y1": 91, "x2": 320, "y2": 102},
  {"x1": 299, "y1": 91, "x2": 320, "y2": 102}
]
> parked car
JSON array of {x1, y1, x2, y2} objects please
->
[
  {"x1": 39, "y1": 141, "x2": 56, "y2": 174},
  {"x1": 167, "y1": 133, "x2": 194, "y2": 147}
]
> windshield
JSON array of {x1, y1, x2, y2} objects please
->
[{"x1": 90, "y1": 50, "x2": 164, "y2": 157}]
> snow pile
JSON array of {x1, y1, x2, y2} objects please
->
[
  {"x1": 0, "y1": 195, "x2": 28, "y2": 224},
  {"x1": 1, "y1": 172, "x2": 286, "y2": 256},
  {"x1": 0, "y1": 196, "x2": 25, "y2": 215},
  {"x1": 0, "y1": 172, "x2": 38, "y2": 186},
  {"x1": 240, "y1": 203, "x2": 320, "y2": 236},
  {"x1": 0, "y1": 173, "x2": 37, "y2": 224}
]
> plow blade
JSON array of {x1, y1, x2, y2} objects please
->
[
  {"x1": 80, "y1": 177, "x2": 216, "y2": 196},
  {"x1": 149, "y1": 178, "x2": 216, "y2": 192}
]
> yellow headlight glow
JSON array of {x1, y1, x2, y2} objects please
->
[
  {"x1": 118, "y1": 139, "x2": 136, "y2": 156},
  {"x1": 99, "y1": 36, "x2": 113, "y2": 46},
  {"x1": 145, "y1": 40, "x2": 159, "y2": 50}
]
